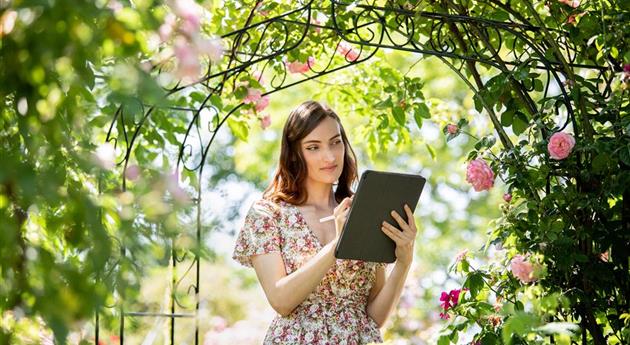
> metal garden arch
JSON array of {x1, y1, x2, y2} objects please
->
[{"x1": 98, "y1": 0, "x2": 612, "y2": 343}]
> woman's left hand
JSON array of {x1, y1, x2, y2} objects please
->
[{"x1": 381, "y1": 204, "x2": 418, "y2": 268}]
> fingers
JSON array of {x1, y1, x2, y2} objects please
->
[
  {"x1": 381, "y1": 221, "x2": 404, "y2": 244},
  {"x1": 403, "y1": 204, "x2": 418, "y2": 232},
  {"x1": 390, "y1": 210, "x2": 411, "y2": 233},
  {"x1": 334, "y1": 197, "x2": 352, "y2": 216}
]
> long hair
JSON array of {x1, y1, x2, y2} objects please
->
[{"x1": 263, "y1": 100, "x2": 358, "y2": 205}]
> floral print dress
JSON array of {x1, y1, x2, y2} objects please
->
[{"x1": 233, "y1": 199, "x2": 384, "y2": 345}]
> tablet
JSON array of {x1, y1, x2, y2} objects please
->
[{"x1": 334, "y1": 170, "x2": 426, "y2": 263}]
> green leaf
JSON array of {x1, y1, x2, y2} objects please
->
[
  {"x1": 425, "y1": 143, "x2": 436, "y2": 161},
  {"x1": 480, "y1": 332, "x2": 499, "y2": 345},
  {"x1": 464, "y1": 272, "x2": 485, "y2": 298},
  {"x1": 512, "y1": 111, "x2": 528, "y2": 135},
  {"x1": 619, "y1": 145, "x2": 630, "y2": 166},
  {"x1": 227, "y1": 117, "x2": 249, "y2": 141},
  {"x1": 392, "y1": 106, "x2": 406, "y2": 126},
  {"x1": 501, "y1": 110, "x2": 514, "y2": 127},
  {"x1": 413, "y1": 111, "x2": 423, "y2": 130},
  {"x1": 415, "y1": 103, "x2": 431, "y2": 119},
  {"x1": 502, "y1": 312, "x2": 540, "y2": 344},
  {"x1": 374, "y1": 96, "x2": 393, "y2": 109},
  {"x1": 438, "y1": 335, "x2": 450, "y2": 345}
]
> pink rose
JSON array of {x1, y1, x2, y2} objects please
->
[
  {"x1": 547, "y1": 132, "x2": 575, "y2": 160},
  {"x1": 196, "y1": 37, "x2": 224, "y2": 63},
  {"x1": 455, "y1": 249, "x2": 468, "y2": 263},
  {"x1": 260, "y1": 114, "x2": 272, "y2": 129},
  {"x1": 159, "y1": 13, "x2": 177, "y2": 41},
  {"x1": 447, "y1": 124, "x2": 458, "y2": 134},
  {"x1": 255, "y1": 95, "x2": 270, "y2": 112},
  {"x1": 125, "y1": 164, "x2": 141, "y2": 181},
  {"x1": 466, "y1": 159, "x2": 495, "y2": 192},
  {"x1": 243, "y1": 88, "x2": 262, "y2": 104},
  {"x1": 623, "y1": 64, "x2": 630, "y2": 82},
  {"x1": 510, "y1": 255, "x2": 536, "y2": 283},
  {"x1": 503, "y1": 193, "x2": 512, "y2": 202},
  {"x1": 558, "y1": 0, "x2": 580, "y2": 8},
  {"x1": 166, "y1": 171, "x2": 190, "y2": 204},
  {"x1": 285, "y1": 57, "x2": 314, "y2": 74},
  {"x1": 170, "y1": 0, "x2": 202, "y2": 35},
  {"x1": 174, "y1": 37, "x2": 201, "y2": 80},
  {"x1": 336, "y1": 42, "x2": 359, "y2": 62},
  {"x1": 312, "y1": 17, "x2": 322, "y2": 33}
]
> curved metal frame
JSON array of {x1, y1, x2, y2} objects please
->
[{"x1": 98, "y1": 0, "x2": 614, "y2": 344}]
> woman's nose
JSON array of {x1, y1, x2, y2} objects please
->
[{"x1": 323, "y1": 148, "x2": 335, "y2": 162}]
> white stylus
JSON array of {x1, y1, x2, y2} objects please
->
[{"x1": 319, "y1": 215, "x2": 335, "y2": 223}]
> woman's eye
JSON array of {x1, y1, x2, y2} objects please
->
[
  {"x1": 332, "y1": 139, "x2": 342, "y2": 145},
  {"x1": 307, "y1": 146, "x2": 318, "y2": 151}
]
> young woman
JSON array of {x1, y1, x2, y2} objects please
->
[{"x1": 232, "y1": 100, "x2": 418, "y2": 344}]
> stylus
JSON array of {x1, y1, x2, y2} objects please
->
[{"x1": 319, "y1": 215, "x2": 335, "y2": 223}]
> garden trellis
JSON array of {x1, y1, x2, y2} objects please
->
[{"x1": 100, "y1": 1, "x2": 625, "y2": 344}]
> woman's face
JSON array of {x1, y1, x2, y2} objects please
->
[{"x1": 299, "y1": 116, "x2": 345, "y2": 185}]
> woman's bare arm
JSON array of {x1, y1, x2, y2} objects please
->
[
  {"x1": 251, "y1": 240, "x2": 337, "y2": 316},
  {"x1": 251, "y1": 197, "x2": 353, "y2": 316},
  {"x1": 367, "y1": 262, "x2": 411, "y2": 327},
  {"x1": 367, "y1": 204, "x2": 418, "y2": 327}
]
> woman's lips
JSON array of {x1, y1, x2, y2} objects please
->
[{"x1": 321, "y1": 165, "x2": 337, "y2": 172}]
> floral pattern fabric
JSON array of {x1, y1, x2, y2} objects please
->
[{"x1": 233, "y1": 199, "x2": 384, "y2": 345}]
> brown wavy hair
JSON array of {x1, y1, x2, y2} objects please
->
[{"x1": 263, "y1": 100, "x2": 358, "y2": 205}]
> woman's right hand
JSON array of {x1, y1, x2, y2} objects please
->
[{"x1": 333, "y1": 196, "x2": 353, "y2": 240}]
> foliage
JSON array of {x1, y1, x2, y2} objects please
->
[{"x1": 2, "y1": 0, "x2": 629, "y2": 344}]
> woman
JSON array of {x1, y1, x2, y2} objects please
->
[{"x1": 232, "y1": 100, "x2": 418, "y2": 344}]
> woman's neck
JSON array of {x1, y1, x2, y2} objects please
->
[{"x1": 303, "y1": 178, "x2": 336, "y2": 211}]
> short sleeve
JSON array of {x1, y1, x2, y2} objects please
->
[{"x1": 232, "y1": 199, "x2": 282, "y2": 268}]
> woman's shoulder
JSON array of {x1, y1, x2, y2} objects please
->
[{"x1": 248, "y1": 197, "x2": 285, "y2": 218}]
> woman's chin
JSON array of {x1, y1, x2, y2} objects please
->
[{"x1": 315, "y1": 175, "x2": 339, "y2": 185}]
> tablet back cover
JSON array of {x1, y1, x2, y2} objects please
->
[{"x1": 335, "y1": 170, "x2": 426, "y2": 263}]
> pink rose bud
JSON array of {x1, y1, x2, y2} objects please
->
[
  {"x1": 243, "y1": 88, "x2": 262, "y2": 104},
  {"x1": 260, "y1": 114, "x2": 272, "y2": 129},
  {"x1": 285, "y1": 57, "x2": 315, "y2": 74},
  {"x1": 547, "y1": 132, "x2": 575, "y2": 160},
  {"x1": 255, "y1": 95, "x2": 270, "y2": 112},
  {"x1": 336, "y1": 42, "x2": 359, "y2": 62},
  {"x1": 125, "y1": 164, "x2": 141, "y2": 181},
  {"x1": 455, "y1": 249, "x2": 469, "y2": 263},
  {"x1": 503, "y1": 193, "x2": 512, "y2": 202},
  {"x1": 510, "y1": 255, "x2": 537, "y2": 283},
  {"x1": 466, "y1": 159, "x2": 495, "y2": 192},
  {"x1": 447, "y1": 124, "x2": 458, "y2": 134},
  {"x1": 174, "y1": 37, "x2": 201, "y2": 80}
]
